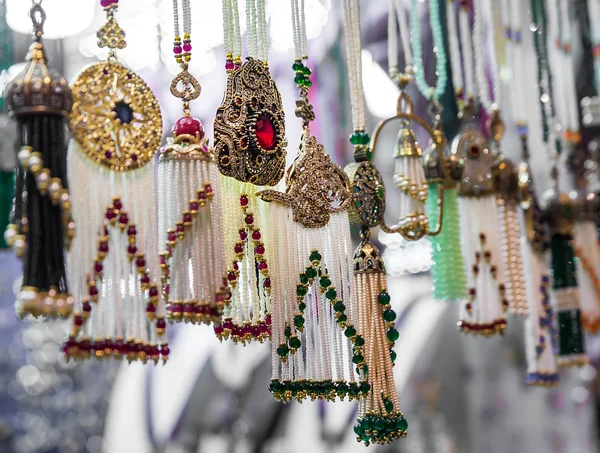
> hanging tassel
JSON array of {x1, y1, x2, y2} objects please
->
[
  {"x1": 391, "y1": 124, "x2": 429, "y2": 239},
  {"x1": 159, "y1": 122, "x2": 226, "y2": 326},
  {"x1": 423, "y1": 135, "x2": 467, "y2": 302},
  {"x1": 352, "y1": 233, "x2": 407, "y2": 445},
  {"x1": 62, "y1": 4, "x2": 168, "y2": 364},
  {"x1": 213, "y1": 57, "x2": 287, "y2": 344},
  {"x1": 455, "y1": 128, "x2": 508, "y2": 335},
  {"x1": 260, "y1": 131, "x2": 367, "y2": 402},
  {"x1": 0, "y1": 170, "x2": 14, "y2": 249},
  {"x1": 573, "y1": 217, "x2": 600, "y2": 333},
  {"x1": 494, "y1": 157, "x2": 527, "y2": 315},
  {"x1": 3, "y1": 4, "x2": 76, "y2": 319}
]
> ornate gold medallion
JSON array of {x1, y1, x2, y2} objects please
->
[
  {"x1": 214, "y1": 58, "x2": 287, "y2": 186},
  {"x1": 452, "y1": 125, "x2": 496, "y2": 197},
  {"x1": 70, "y1": 61, "x2": 163, "y2": 171},
  {"x1": 259, "y1": 133, "x2": 350, "y2": 228},
  {"x1": 344, "y1": 160, "x2": 385, "y2": 228}
]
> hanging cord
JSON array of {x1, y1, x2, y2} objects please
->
[
  {"x1": 388, "y1": 0, "x2": 413, "y2": 79},
  {"x1": 473, "y1": 0, "x2": 501, "y2": 113}
]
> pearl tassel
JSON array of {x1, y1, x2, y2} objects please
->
[{"x1": 574, "y1": 221, "x2": 600, "y2": 333}]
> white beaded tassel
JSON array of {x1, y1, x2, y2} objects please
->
[
  {"x1": 64, "y1": 142, "x2": 167, "y2": 364},
  {"x1": 217, "y1": 178, "x2": 272, "y2": 344},
  {"x1": 574, "y1": 220, "x2": 600, "y2": 333},
  {"x1": 458, "y1": 196, "x2": 508, "y2": 335},
  {"x1": 520, "y1": 211, "x2": 559, "y2": 386},
  {"x1": 158, "y1": 155, "x2": 226, "y2": 326},
  {"x1": 265, "y1": 204, "x2": 365, "y2": 402},
  {"x1": 498, "y1": 201, "x2": 527, "y2": 315}
]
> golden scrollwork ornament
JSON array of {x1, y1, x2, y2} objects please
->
[{"x1": 64, "y1": 1, "x2": 168, "y2": 364}]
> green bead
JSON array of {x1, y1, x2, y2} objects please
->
[
  {"x1": 353, "y1": 423, "x2": 363, "y2": 436},
  {"x1": 320, "y1": 276, "x2": 331, "y2": 288},
  {"x1": 387, "y1": 328, "x2": 399, "y2": 342},
  {"x1": 289, "y1": 336, "x2": 301, "y2": 349},
  {"x1": 378, "y1": 291, "x2": 391, "y2": 305},
  {"x1": 277, "y1": 344, "x2": 289, "y2": 356},
  {"x1": 304, "y1": 79, "x2": 312, "y2": 87},
  {"x1": 383, "y1": 310, "x2": 396, "y2": 322},
  {"x1": 294, "y1": 315, "x2": 305, "y2": 328},
  {"x1": 284, "y1": 325, "x2": 292, "y2": 338},
  {"x1": 299, "y1": 273, "x2": 308, "y2": 284},
  {"x1": 302, "y1": 66, "x2": 311, "y2": 75},
  {"x1": 298, "y1": 302, "x2": 307, "y2": 312},
  {"x1": 372, "y1": 417, "x2": 384, "y2": 431},
  {"x1": 297, "y1": 285, "x2": 307, "y2": 297},
  {"x1": 355, "y1": 335, "x2": 365, "y2": 346},
  {"x1": 333, "y1": 302, "x2": 346, "y2": 312},
  {"x1": 337, "y1": 314, "x2": 347, "y2": 324},
  {"x1": 376, "y1": 185, "x2": 385, "y2": 200},
  {"x1": 292, "y1": 61, "x2": 304, "y2": 71},
  {"x1": 384, "y1": 399, "x2": 394, "y2": 413},
  {"x1": 294, "y1": 73, "x2": 305, "y2": 84},
  {"x1": 355, "y1": 200, "x2": 363, "y2": 208},
  {"x1": 309, "y1": 251, "x2": 321, "y2": 262},
  {"x1": 352, "y1": 354, "x2": 364, "y2": 364},
  {"x1": 350, "y1": 132, "x2": 360, "y2": 145},
  {"x1": 345, "y1": 326, "x2": 356, "y2": 337},
  {"x1": 360, "y1": 382, "x2": 371, "y2": 394},
  {"x1": 363, "y1": 364, "x2": 368, "y2": 375},
  {"x1": 354, "y1": 185, "x2": 360, "y2": 193},
  {"x1": 360, "y1": 132, "x2": 370, "y2": 145},
  {"x1": 348, "y1": 383, "x2": 360, "y2": 396},
  {"x1": 326, "y1": 288, "x2": 337, "y2": 300},
  {"x1": 365, "y1": 148, "x2": 373, "y2": 160},
  {"x1": 390, "y1": 350, "x2": 397, "y2": 362},
  {"x1": 396, "y1": 417, "x2": 408, "y2": 431},
  {"x1": 305, "y1": 267, "x2": 317, "y2": 278}
]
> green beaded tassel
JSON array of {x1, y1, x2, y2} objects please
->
[
  {"x1": 550, "y1": 233, "x2": 588, "y2": 367},
  {"x1": 426, "y1": 183, "x2": 466, "y2": 301},
  {"x1": 0, "y1": 171, "x2": 14, "y2": 249}
]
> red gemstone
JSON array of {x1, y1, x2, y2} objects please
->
[
  {"x1": 161, "y1": 345, "x2": 170, "y2": 356},
  {"x1": 160, "y1": 255, "x2": 166, "y2": 266},
  {"x1": 127, "y1": 226, "x2": 137, "y2": 236},
  {"x1": 245, "y1": 215, "x2": 254, "y2": 225},
  {"x1": 255, "y1": 245, "x2": 265, "y2": 255},
  {"x1": 176, "y1": 224, "x2": 185, "y2": 233},
  {"x1": 146, "y1": 304, "x2": 157, "y2": 313},
  {"x1": 74, "y1": 316, "x2": 83, "y2": 326},
  {"x1": 470, "y1": 146, "x2": 480, "y2": 155},
  {"x1": 99, "y1": 242, "x2": 109, "y2": 253},
  {"x1": 223, "y1": 319, "x2": 234, "y2": 330},
  {"x1": 228, "y1": 271, "x2": 237, "y2": 281},
  {"x1": 113, "y1": 199, "x2": 123, "y2": 210},
  {"x1": 119, "y1": 214, "x2": 128, "y2": 225},
  {"x1": 170, "y1": 304, "x2": 183, "y2": 313},
  {"x1": 163, "y1": 284, "x2": 170, "y2": 295},
  {"x1": 252, "y1": 230, "x2": 261, "y2": 241},
  {"x1": 173, "y1": 46, "x2": 183, "y2": 54},
  {"x1": 168, "y1": 232, "x2": 176, "y2": 242},
  {"x1": 89, "y1": 286, "x2": 99, "y2": 296},
  {"x1": 234, "y1": 244, "x2": 244, "y2": 254},
  {"x1": 183, "y1": 43, "x2": 192, "y2": 52},
  {"x1": 240, "y1": 195, "x2": 249, "y2": 206},
  {"x1": 265, "y1": 314, "x2": 271, "y2": 326},
  {"x1": 183, "y1": 303, "x2": 194, "y2": 313},
  {"x1": 468, "y1": 288, "x2": 476, "y2": 296},
  {"x1": 82, "y1": 302, "x2": 92, "y2": 313},
  {"x1": 198, "y1": 190, "x2": 207, "y2": 200},
  {"x1": 259, "y1": 323, "x2": 268, "y2": 333},
  {"x1": 214, "y1": 325, "x2": 224, "y2": 336},
  {"x1": 106, "y1": 209, "x2": 115, "y2": 220},
  {"x1": 263, "y1": 278, "x2": 271, "y2": 288},
  {"x1": 255, "y1": 114, "x2": 276, "y2": 150},
  {"x1": 128, "y1": 244, "x2": 138, "y2": 255},
  {"x1": 205, "y1": 185, "x2": 213, "y2": 195},
  {"x1": 149, "y1": 286, "x2": 158, "y2": 297},
  {"x1": 141, "y1": 275, "x2": 150, "y2": 285},
  {"x1": 94, "y1": 262, "x2": 103, "y2": 273},
  {"x1": 157, "y1": 319, "x2": 167, "y2": 329},
  {"x1": 258, "y1": 261, "x2": 268, "y2": 271},
  {"x1": 172, "y1": 116, "x2": 205, "y2": 139},
  {"x1": 183, "y1": 214, "x2": 192, "y2": 223},
  {"x1": 136, "y1": 257, "x2": 146, "y2": 268},
  {"x1": 239, "y1": 230, "x2": 248, "y2": 240}
]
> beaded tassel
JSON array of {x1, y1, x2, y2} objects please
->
[
  {"x1": 573, "y1": 220, "x2": 600, "y2": 333},
  {"x1": 63, "y1": 1, "x2": 168, "y2": 363},
  {"x1": 352, "y1": 235, "x2": 407, "y2": 445},
  {"x1": 3, "y1": 3, "x2": 75, "y2": 319},
  {"x1": 550, "y1": 232, "x2": 588, "y2": 367}
]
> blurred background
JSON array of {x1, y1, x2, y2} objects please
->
[{"x1": 1, "y1": 0, "x2": 600, "y2": 452}]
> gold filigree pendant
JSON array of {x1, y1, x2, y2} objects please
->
[{"x1": 214, "y1": 58, "x2": 287, "y2": 186}]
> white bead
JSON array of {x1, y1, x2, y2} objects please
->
[{"x1": 18, "y1": 148, "x2": 31, "y2": 167}]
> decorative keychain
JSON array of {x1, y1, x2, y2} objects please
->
[
  {"x1": 548, "y1": 0, "x2": 600, "y2": 333},
  {"x1": 64, "y1": 0, "x2": 167, "y2": 363},
  {"x1": 343, "y1": 0, "x2": 407, "y2": 445},
  {"x1": 213, "y1": 0, "x2": 285, "y2": 344},
  {"x1": 4, "y1": 0, "x2": 75, "y2": 319},
  {"x1": 532, "y1": 0, "x2": 587, "y2": 368},
  {"x1": 451, "y1": 0, "x2": 511, "y2": 335},
  {"x1": 502, "y1": 0, "x2": 558, "y2": 385},
  {"x1": 158, "y1": 0, "x2": 227, "y2": 326},
  {"x1": 407, "y1": 0, "x2": 467, "y2": 301}
]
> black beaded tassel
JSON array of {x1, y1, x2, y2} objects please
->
[{"x1": 3, "y1": 3, "x2": 75, "y2": 318}]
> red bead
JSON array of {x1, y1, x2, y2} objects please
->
[
  {"x1": 252, "y1": 230, "x2": 261, "y2": 240},
  {"x1": 161, "y1": 345, "x2": 170, "y2": 356},
  {"x1": 94, "y1": 262, "x2": 103, "y2": 273},
  {"x1": 101, "y1": 0, "x2": 111, "y2": 6},
  {"x1": 176, "y1": 224, "x2": 185, "y2": 233},
  {"x1": 106, "y1": 209, "x2": 115, "y2": 220},
  {"x1": 240, "y1": 195, "x2": 249, "y2": 206},
  {"x1": 82, "y1": 302, "x2": 92, "y2": 313},
  {"x1": 105, "y1": 151, "x2": 113, "y2": 159},
  {"x1": 136, "y1": 257, "x2": 146, "y2": 268},
  {"x1": 259, "y1": 323, "x2": 268, "y2": 333},
  {"x1": 214, "y1": 325, "x2": 224, "y2": 336},
  {"x1": 171, "y1": 116, "x2": 205, "y2": 139},
  {"x1": 99, "y1": 242, "x2": 109, "y2": 253},
  {"x1": 233, "y1": 262, "x2": 239, "y2": 270},
  {"x1": 119, "y1": 214, "x2": 128, "y2": 225},
  {"x1": 113, "y1": 199, "x2": 122, "y2": 210},
  {"x1": 149, "y1": 287, "x2": 158, "y2": 297},
  {"x1": 127, "y1": 226, "x2": 136, "y2": 235},
  {"x1": 225, "y1": 61, "x2": 235, "y2": 71},
  {"x1": 168, "y1": 232, "x2": 176, "y2": 242},
  {"x1": 198, "y1": 191, "x2": 207, "y2": 200},
  {"x1": 255, "y1": 245, "x2": 265, "y2": 255},
  {"x1": 228, "y1": 271, "x2": 237, "y2": 281},
  {"x1": 174, "y1": 46, "x2": 183, "y2": 54},
  {"x1": 470, "y1": 146, "x2": 480, "y2": 155},
  {"x1": 160, "y1": 255, "x2": 166, "y2": 266},
  {"x1": 157, "y1": 319, "x2": 167, "y2": 329},
  {"x1": 205, "y1": 185, "x2": 213, "y2": 195},
  {"x1": 234, "y1": 244, "x2": 244, "y2": 254},
  {"x1": 183, "y1": 43, "x2": 192, "y2": 52},
  {"x1": 170, "y1": 304, "x2": 183, "y2": 313},
  {"x1": 239, "y1": 230, "x2": 248, "y2": 240},
  {"x1": 255, "y1": 114, "x2": 276, "y2": 150},
  {"x1": 265, "y1": 314, "x2": 271, "y2": 326},
  {"x1": 183, "y1": 303, "x2": 194, "y2": 313},
  {"x1": 264, "y1": 278, "x2": 271, "y2": 288},
  {"x1": 258, "y1": 261, "x2": 268, "y2": 271},
  {"x1": 163, "y1": 285, "x2": 169, "y2": 295},
  {"x1": 190, "y1": 202, "x2": 199, "y2": 211},
  {"x1": 183, "y1": 214, "x2": 192, "y2": 223},
  {"x1": 74, "y1": 316, "x2": 83, "y2": 326},
  {"x1": 146, "y1": 304, "x2": 156, "y2": 313},
  {"x1": 468, "y1": 288, "x2": 476, "y2": 295},
  {"x1": 245, "y1": 215, "x2": 254, "y2": 225},
  {"x1": 141, "y1": 275, "x2": 150, "y2": 285}
]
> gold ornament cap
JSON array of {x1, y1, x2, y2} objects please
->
[
  {"x1": 5, "y1": 4, "x2": 72, "y2": 117},
  {"x1": 393, "y1": 126, "x2": 422, "y2": 158}
]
